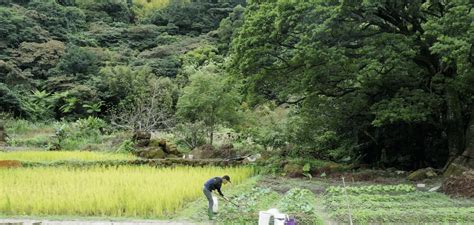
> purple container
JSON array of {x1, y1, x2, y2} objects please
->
[{"x1": 285, "y1": 218, "x2": 297, "y2": 225}]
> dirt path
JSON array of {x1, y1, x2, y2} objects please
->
[{"x1": 0, "y1": 219, "x2": 207, "y2": 225}]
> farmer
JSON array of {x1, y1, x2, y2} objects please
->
[{"x1": 203, "y1": 175, "x2": 231, "y2": 220}]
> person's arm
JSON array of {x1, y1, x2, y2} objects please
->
[{"x1": 216, "y1": 183, "x2": 224, "y2": 197}]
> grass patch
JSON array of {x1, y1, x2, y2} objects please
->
[
  {"x1": 0, "y1": 166, "x2": 254, "y2": 218},
  {"x1": 4, "y1": 119, "x2": 125, "y2": 151},
  {"x1": 4, "y1": 119, "x2": 52, "y2": 135}
]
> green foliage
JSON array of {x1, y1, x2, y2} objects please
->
[
  {"x1": 4, "y1": 119, "x2": 52, "y2": 148},
  {"x1": 181, "y1": 44, "x2": 223, "y2": 68},
  {"x1": 371, "y1": 89, "x2": 444, "y2": 127},
  {"x1": 57, "y1": 46, "x2": 99, "y2": 78},
  {"x1": 74, "y1": 116, "x2": 106, "y2": 136},
  {"x1": 13, "y1": 40, "x2": 66, "y2": 80},
  {"x1": 230, "y1": 0, "x2": 474, "y2": 166},
  {"x1": 26, "y1": 0, "x2": 86, "y2": 40},
  {"x1": 216, "y1": 4, "x2": 245, "y2": 53},
  {"x1": 324, "y1": 185, "x2": 474, "y2": 223},
  {"x1": 77, "y1": 0, "x2": 132, "y2": 23},
  {"x1": 44, "y1": 117, "x2": 106, "y2": 150},
  {"x1": 277, "y1": 188, "x2": 322, "y2": 224},
  {"x1": 125, "y1": 24, "x2": 161, "y2": 50},
  {"x1": 326, "y1": 185, "x2": 416, "y2": 196},
  {"x1": 216, "y1": 187, "x2": 280, "y2": 224},
  {"x1": 99, "y1": 65, "x2": 152, "y2": 107},
  {"x1": 0, "y1": 83, "x2": 23, "y2": 116},
  {"x1": 4, "y1": 119, "x2": 47, "y2": 135},
  {"x1": 117, "y1": 139, "x2": 135, "y2": 153},
  {"x1": 0, "y1": 6, "x2": 45, "y2": 48},
  {"x1": 302, "y1": 163, "x2": 311, "y2": 179},
  {"x1": 176, "y1": 63, "x2": 241, "y2": 144},
  {"x1": 82, "y1": 101, "x2": 103, "y2": 115},
  {"x1": 0, "y1": 0, "x2": 244, "y2": 129},
  {"x1": 216, "y1": 187, "x2": 322, "y2": 225},
  {"x1": 132, "y1": 0, "x2": 170, "y2": 20},
  {"x1": 20, "y1": 90, "x2": 60, "y2": 121},
  {"x1": 48, "y1": 123, "x2": 67, "y2": 150},
  {"x1": 79, "y1": 22, "x2": 126, "y2": 47},
  {"x1": 135, "y1": 56, "x2": 181, "y2": 77},
  {"x1": 174, "y1": 122, "x2": 207, "y2": 149},
  {"x1": 142, "y1": 0, "x2": 244, "y2": 35},
  {"x1": 241, "y1": 103, "x2": 292, "y2": 150},
  {"x1": 1, "y1": 0, "x2": 471, "y2": 172}
]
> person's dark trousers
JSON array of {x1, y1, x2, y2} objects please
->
[{"x1": 203, "y1": 187, "x2": 214, "y2": 220}]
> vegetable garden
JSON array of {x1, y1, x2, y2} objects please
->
[{"x1": 324, "y1": 184, "x2": 474, "y2": 224}]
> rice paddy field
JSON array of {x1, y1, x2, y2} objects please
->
[
  {"x1": 0, "y1": 165, "x2": 254, "y2": 218},
  {"x1": 0, "y1": 151, "x2": 137, "y2": 162},
  {"x1": 1, "y1": 150, "x2": 473, "y2": 224},
  {"x1": 324, "y1": 184, "x2": 474, "y2": 224}
]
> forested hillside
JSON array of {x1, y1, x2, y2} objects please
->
[{"x1": 1, "y1": 0, "x2": 473, "y2": 173}]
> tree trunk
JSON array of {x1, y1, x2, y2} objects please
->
[
  {"x1": 209, "y1": 127, "x2": 214, "y2": 146},
  {"x1": 444, "y1": 107, "x2": 474, "y2": 176},
  {"x1": 454, "y1": 107, "x2": 474, "y2": 168},
  {"x1": 443, "y1": 86, "x2": 465, "y2": 171},
  {"x1": 0, "y1": 120, "x2": 6, "y2": 146}
]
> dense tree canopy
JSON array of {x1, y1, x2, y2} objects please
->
[
  {"x1": 0, "y1": 0, "x2": 472, "y2": 170},
  {"x1": 230, "y1": 0, "x2": 473, "y2": 168},
  {"x1": 176, "y1": 64, "x2": 240, "y2": 145}
]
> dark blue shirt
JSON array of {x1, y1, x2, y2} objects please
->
[{"x1": 204, "y1": 177, "x2": 224, "y2": 196}]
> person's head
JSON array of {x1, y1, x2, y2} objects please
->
[{"x1": 222, "y1": 175, "x2": 231, "y2": 184}]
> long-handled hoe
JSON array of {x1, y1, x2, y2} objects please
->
[{"x1": 221, "y1": 196, "x2": 241, "y2": 208}]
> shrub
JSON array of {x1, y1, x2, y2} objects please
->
[{"x1": 117, "y1": 139, "x2": 135, "y2": 153}]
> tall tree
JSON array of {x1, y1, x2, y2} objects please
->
[
  {"x1": 230, "y1": 0, "x2": 473, "y2": 168},
  {"x1": 176, "y1": 64, "x2": 240, "y2": 145}
]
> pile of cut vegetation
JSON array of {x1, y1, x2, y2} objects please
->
[{"x1": 442, "y1": 170, "x2": 474, "y2": 198}]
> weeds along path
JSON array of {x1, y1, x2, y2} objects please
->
[
  {"x1": 314, "y1": 196, "x2": 338, "y2": 225},
  {"x1": 0, "y1": 219, "x2": 206, "y2": 225}
]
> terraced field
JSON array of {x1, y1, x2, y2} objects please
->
[{"x1": 324, "y1": 184, "x2": 474, "y2": 224}]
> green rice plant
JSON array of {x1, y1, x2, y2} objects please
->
[
  {"x1": 0, "y1": 166, "x2": 254, "y2": 218},
  {"x1": 326, "y1": 184, "x2": 416, "y2": 195},
  {"x1": 0, "y1": 151, "x2": 136, "y2": 162}
]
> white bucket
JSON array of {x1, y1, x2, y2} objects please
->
[
  {"x1": 258, "y1": 211, "x2": 272, "y2": 225},
  {"x1": 274, "y1": 213, "x2": 287, "y2": 225},
  {"x1": 212, "y1": 196, "x2": 218, "y2": 213}
]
